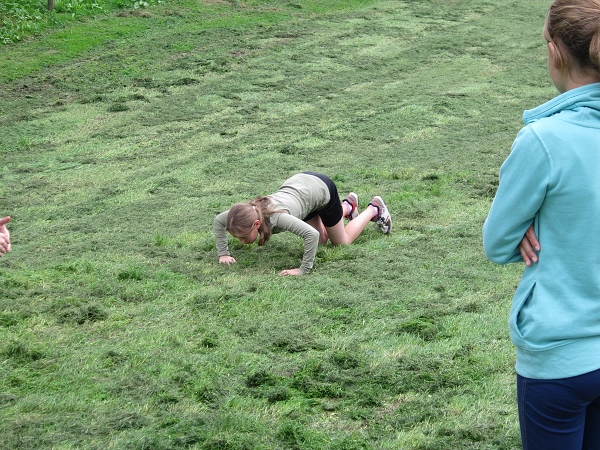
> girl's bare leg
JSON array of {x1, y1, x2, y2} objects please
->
[
  {"x1": 304, "y1": 216, "x2": 329, "y2": 244},
  {"x1": 326, "y1": 206, "x2": 376, "y2": 245}
]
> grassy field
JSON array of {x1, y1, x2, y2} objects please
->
[{"x1": 1, "y1": 0, "x2": 554, "y2": 448}]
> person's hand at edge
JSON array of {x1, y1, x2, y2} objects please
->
[{"x1": 0, "y1": 216, "x2": 11, "y2": 256}]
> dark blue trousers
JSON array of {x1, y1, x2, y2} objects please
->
[{"x1": 517, "y1": 368, "x2": 600, "y2": 450}]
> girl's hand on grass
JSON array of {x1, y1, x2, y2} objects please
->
[
  {"x1": 0, "y1": 216, "x2": 11, "y2": 256},
  {"x1": 279, "y1": 268, "x2": 301, "y2": 276},
  {"x1": 519, "y1": 224, "x2": 540, "y2": 266},
  {"x1": 219, "y1": 255, "x2": 236, "y2": 265}
]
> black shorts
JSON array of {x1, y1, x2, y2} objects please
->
[{"x1": 302, "y1": 172, "x2": 343, "y2": 227}]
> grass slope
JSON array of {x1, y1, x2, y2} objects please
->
[{"x1": 1, "y1": 0, "x2": 552, "y2": 448}]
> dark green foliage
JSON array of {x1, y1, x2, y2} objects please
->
[{"x1": 1, "y1": 0, "x2": 165, "y2": 44}]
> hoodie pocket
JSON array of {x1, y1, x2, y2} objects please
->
[{"x1": 510, "y1": 282, "x2": 536, "y2": 343}]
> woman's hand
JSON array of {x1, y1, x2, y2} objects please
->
[
  {"x1": 279, "y1": 268, "x2": 301, "y2": 276},
  {"x1": 219, "y1": 255, "x2": 237, "y2": 265},
  {"x1": 519, "y1": 224, "x2": 540, "y2": 266},
  {"x1": 0, "y1": 216, "x2": 11, "y2": 256}
]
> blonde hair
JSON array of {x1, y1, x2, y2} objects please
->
[
  {"x1": 544, "y1": 0, "x2": 600, "y2": 73},
  {"x1": 226, "y1": 197, "x2": 282, "y2": 245}
]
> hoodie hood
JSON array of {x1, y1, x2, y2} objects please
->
[{"x1": 523, "y1": 82, "x2": 600, "y2": 125}]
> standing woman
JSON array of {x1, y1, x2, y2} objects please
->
[
  {"x1": 215, "y1": 172, "x2": 391, "y2": 276},
  {"x1": 483, "y1": 1, "x2": 600, "y2": 448}
]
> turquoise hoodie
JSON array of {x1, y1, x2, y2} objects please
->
[{"x1": 483, "y1": 83, "x2": 600, "y2": 380}]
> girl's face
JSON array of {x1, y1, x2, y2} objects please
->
[{"x1": 233, "y1": 220, "x2": 260, "y2": 245}]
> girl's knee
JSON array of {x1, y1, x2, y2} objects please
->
[{"x1": 329, "y1": 237, "x2": 350, "y2": 246}]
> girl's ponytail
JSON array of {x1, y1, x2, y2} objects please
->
[
  {"x1": 545, "y1": 0, "x2": 600, "y2": 74},
  {"x1": 590, "y1": 25, "x2": 600, "y2": 72},
  {"x1": 249, "y1": 196, "x2": 275, "y2": 245}
]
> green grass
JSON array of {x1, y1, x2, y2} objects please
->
[{"x1": 1, "y1": 0, "x2": 553, "y2": 448}]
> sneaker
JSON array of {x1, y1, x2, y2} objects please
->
[
  {"x1": 368, "y1": 196, "x2": 392, "y2": 234},
  {"x1": 343, "y1": 192, "x2": 359, "y2": 220}
]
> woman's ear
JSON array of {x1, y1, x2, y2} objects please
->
[
  {"x1": 547, "y1": 40, "x2": 571, "y2": 93},
  {"x1": 548, "y1": 41, "x2": 562, "y2": 70},
  {"x1": 253, "y1": 219, "x2": 261, "y2": 228}
]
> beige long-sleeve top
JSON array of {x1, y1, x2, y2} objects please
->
[{"x1": 214, "y1": 173, "x2": 331, "y2": 274}]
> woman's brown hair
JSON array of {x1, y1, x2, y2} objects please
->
[
  {"x1": 544, "y1": 0, "x2": 600, "y2": 73},
  {"x1": 226, "y1": 197, "x2": 283, "y2": 245}
]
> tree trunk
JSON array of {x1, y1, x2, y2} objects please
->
[{"x1": 48, "y1": 0, "x2": 54, "y2": 11}]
